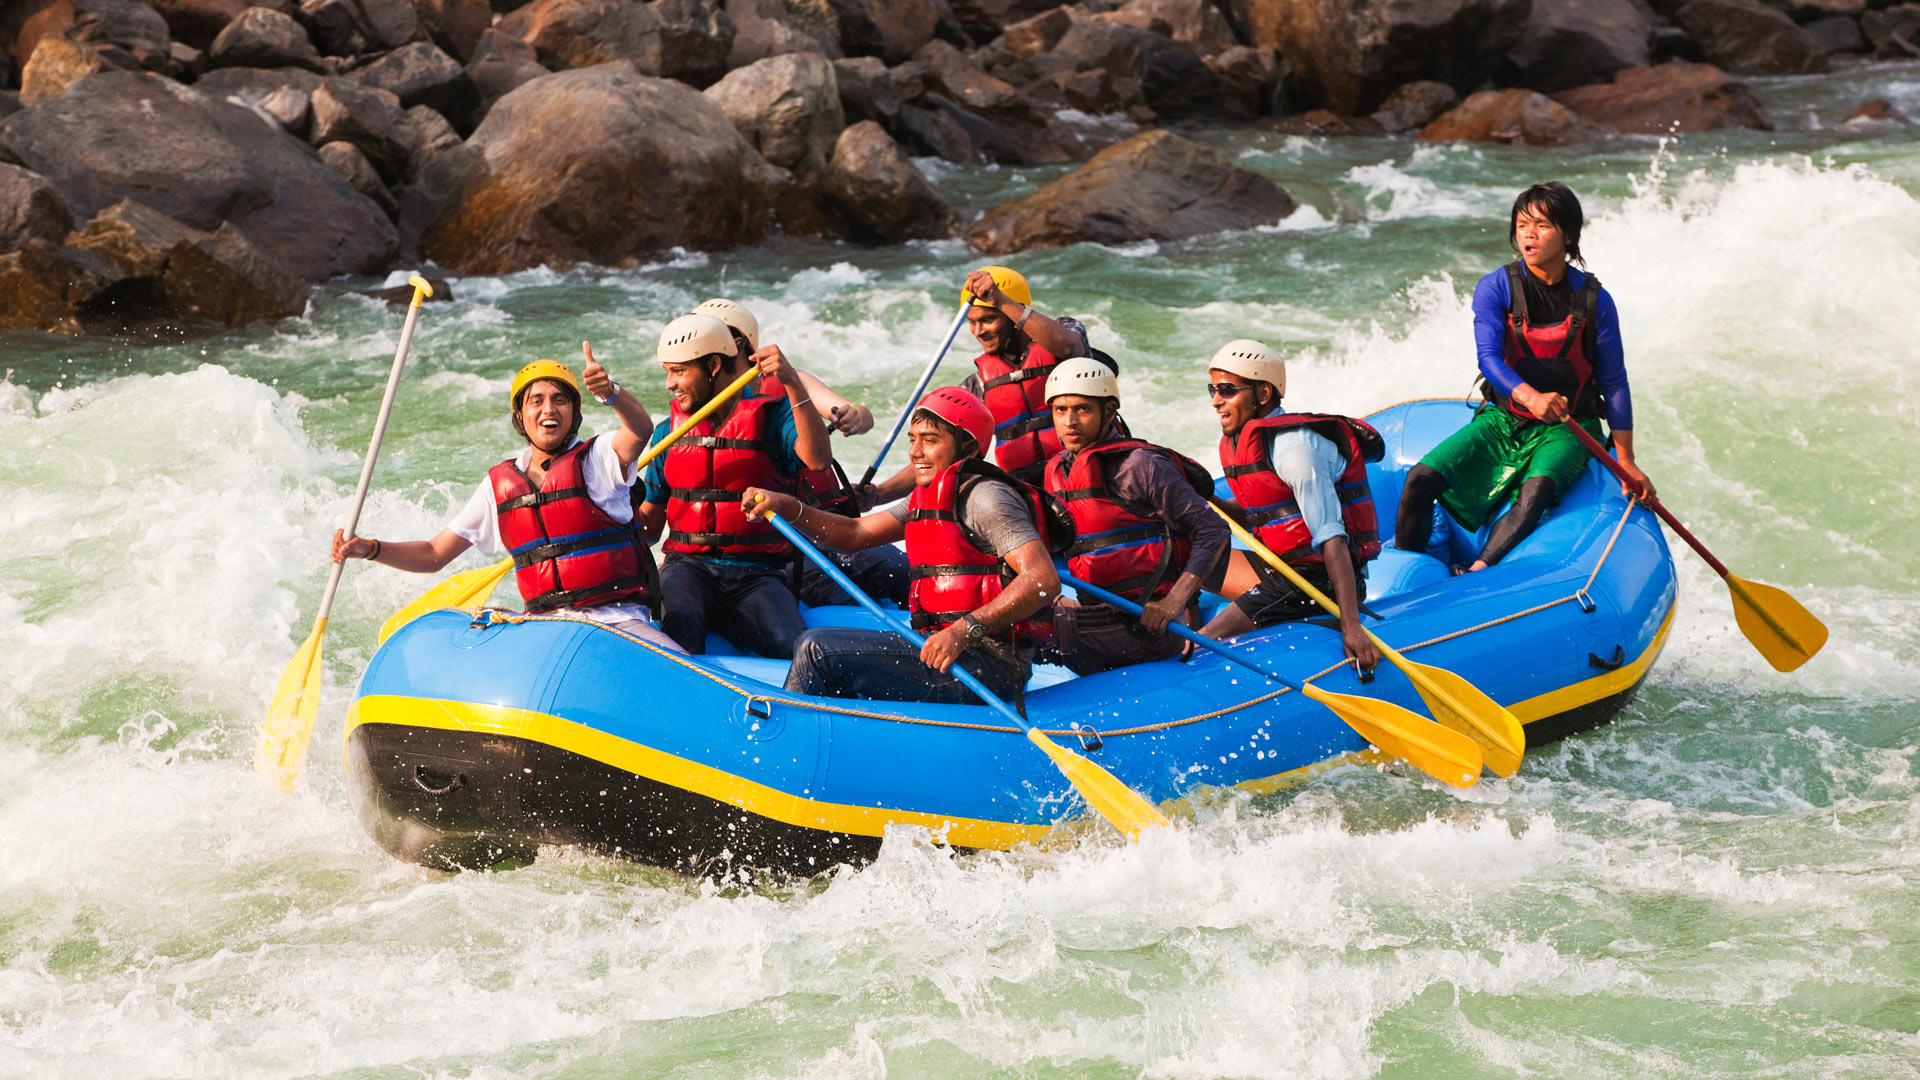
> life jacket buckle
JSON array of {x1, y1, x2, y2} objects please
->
[{"x1": 1072, "y1": 723, "x2": 1103, "y2": 752}]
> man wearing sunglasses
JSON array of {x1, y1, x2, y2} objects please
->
[{"x1": 1202, "y1": 340, "x2": 1384, "y2": 673}]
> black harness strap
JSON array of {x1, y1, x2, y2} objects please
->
[
  {"x1": 525, "y1": 574, "x2": 652, "y2": 613},
  {"x1": 495, "y1": 485, "x2": 590, "y2": 514},
  {"x1": 510, "y1": 530, "x2": 630, "y2": 569}
]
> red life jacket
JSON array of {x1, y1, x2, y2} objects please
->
[
  {"x1": 1218, "y1": 412, "x2": 1384, "y2": 567},
  {"x1": 1044, "y1": 438, "x2": 1212, "y2": 601},
  {"x1": 1491, "y1": 261, "x2": 1603, "y2": 421},
  {"x1": 661, "y1": 392, "x2": 791, "y2": 557},
  {"x1": 975, "y1": 342, "x2": 1063, "y2": 478},
  {"x1": 905, "y1": 459, "x2": 1055, "y2": 642},
  {"x1": 757, "y1": 373, "x2": 858, "y2": 516},
  {"x1": 490, "y1": 437, "x2": 656, "y2": 613}
]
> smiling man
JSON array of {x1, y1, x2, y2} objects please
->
[
  {"x1": 1394, "y1": 182, "x2": 1653, "y2": 571},
  {"x1": 742, "y1": 388, "x2": 1061, "y2": 705},
  {"x1": 330, "y1": 348, "x2": 679, "y2": 650},
  {"x1": 1040, "y1": 358, "x2": 1228, "y2": 675}
]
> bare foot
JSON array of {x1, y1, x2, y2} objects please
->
[{"x1": 1466, "y1": 560, "x2": 1489, "y2": 573}]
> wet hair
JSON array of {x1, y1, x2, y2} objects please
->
[
  {"x1": 910, "y1": 407, "x2": 979, "y2": 459},
  {"x1": 1509, "y1": 182, "x2": 1585, "y2": 267},
  {"x1": 512, "y1": 378, "x2": 583, "y2": 442}
]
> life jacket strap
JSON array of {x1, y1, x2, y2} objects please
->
[
  {"x1": 525, "y1": 574, "x2": 653, "y2": 613},
  {"x1": 495, "y1": 484, "x2": 590, "y2": 514},
  {"x1": 510, "y1": 529, "x2": 632, "y2": 569}
]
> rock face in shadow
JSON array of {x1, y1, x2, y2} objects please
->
[
  {"x1": 1671, "y1": 0, "x2": 1828, "y2": 74},
  {"x1": 1225, "y1": 0, "x2": 1531, "y2": 114},
  {"x1": 0, "y1": 71, "x2": 396, "y2": 280},
  {"x1": 419, "y1": 63, "x2": 786, "y2": 274},
  {"x1": 823, "y1": 119, "x2": 956, "y2": 243},
  {"x1": 1418, "y1": 88, "x2": 1607, "y2": 143},
  {"x1": 1504, "y1": 0, "x2": 1652, "y2": 93},
  {"x1": 67, "y1": 199, "x2": 311, "y2": 324},
  {"x1": 965, "y1": 128, "x2": 1296, "y2": 254},
  {"x1": 1552, "y1": 62, "x2": 1772, "y2": 132},
  {"x1": 1369, "y1": 80, "x2": 1460, "y2": 132},
  {"x1": 0, "y1": 163, "x2": 75, "y2": 253}
]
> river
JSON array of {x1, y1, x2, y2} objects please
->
[{"x1": 1, "y1": 62, "x2": 1916, "y2": 1079}]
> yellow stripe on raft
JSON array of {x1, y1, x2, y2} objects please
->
[
  {"x1": 344, "y1": 695, "x2": 1055, "y2": 850},
  {"x1": 1506, "y1": 602, "x2": 1674, "y2": 726}
]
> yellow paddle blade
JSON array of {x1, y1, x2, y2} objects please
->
[
  {"x1": 1727, "y1": 574, "x2": 1828, "y2": 673},
  {"x1": 1301, "y1": 683, "x2": 1482, "y2": 788},
  {"x1": 1027, "y1": 729, "x2": 1171, "y2": 840},
  {"x1": 255, "y1": 618, "x2": 328, "y2": 793},
  {"x1": 377, "y1": 558, "x2": 514, "y2": 644},
  {"x1": 1394, "y1": 658, "x2": 1525, "y2": 778}
]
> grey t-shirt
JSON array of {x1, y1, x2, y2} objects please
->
[{"x1": 886, "y1": 477, "x2": 1042, "y2": 557}]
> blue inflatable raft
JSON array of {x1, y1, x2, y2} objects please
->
[{"x1": 344, "y1": 400, "x2": 1677, "y2": 873}]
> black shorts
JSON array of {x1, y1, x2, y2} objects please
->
[{"x1": 1231, "y1": 561, "x2": 1363, "y2": 628}]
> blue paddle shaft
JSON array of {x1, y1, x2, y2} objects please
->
[
  {"x1": 763, "y1": 511, "x2": 1039, "y2": 736},
  {"x1": 858, "y1": 300, "x2": 973, "y2": 487},
  {"x1": 1057, "y1": 572, "x2": 1306, "y2": 694}
]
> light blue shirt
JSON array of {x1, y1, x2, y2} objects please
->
[{"x1": 1266, "y1": 427, "x2": 1349, "y2": 552}]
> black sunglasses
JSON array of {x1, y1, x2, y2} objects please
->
[{"x1": 1206, "y1": 382, "x2": 1253, "y2": 399}]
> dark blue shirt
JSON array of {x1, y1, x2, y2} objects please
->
[{"x1": 1473, "y1": 265, "x2": 1633, "y2": 430}]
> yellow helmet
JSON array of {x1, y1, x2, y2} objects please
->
[
  {"x1": 510, "y1": 359, "x2": 582, "y2": 407},
  {"x1": 962, "y1": 264, "x2": 1031, "y2": 308}
]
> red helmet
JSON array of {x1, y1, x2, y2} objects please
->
[{"x1": 914, "y1": 386, "x2": 993, "y2": 459}]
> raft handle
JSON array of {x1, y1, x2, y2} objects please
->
[
  {"x1": 1588, "y1": 647, "x2": 1625, "y2": 672},
  {"x1": 1072, "y1": 724, "x2": 1103, "y2": 753},
  {"x1": 413, "y1": 765, "x2": 467, "y2": 796},
  {"x1": 1576, "y1": 590, "x2": 1596, "y2": 614},
  {"x1": 745, "y1": 698, "x2": 772, "y2": 721}
]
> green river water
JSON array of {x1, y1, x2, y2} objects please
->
[{"x1": 2, "y1": 62, "x2": 1918, "y2": 1079}]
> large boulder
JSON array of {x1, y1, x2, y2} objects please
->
[
  {"x1": 822, "y1": 0, "x2": 941, "y2": 64},
  {"x1": 0, "y1": 241, "x2": 116, "y2": 333},
  {"x1": 823, "y1": 119, "x2": 955, "y2": 243},
  {"x1": 0, "y1": 71, "x2": 396, "y2": 279},
  {"x1": 1504, "y1": 0, "x2": 1651, "y2": 93},
  {"x1": 831, "y1": 54, "x2": 898, "y2": 123},
  {"x1": 1418, "y1": 88, "x2": 1607, "y2": 143},
  {"x1": 350, "y1": 39, "x2": 476, "y2": 125},
  {"x1": 152, "y1": 0, "x2": 297, "y2": 51},
  {"x1": 1671, "y1": 0, "x2": 1826, "y2": 73},
  {"x1": 965, "y1": 128, "x2": 1296, "y2": 255},
  {"x1": 1224, "y1": 0, "x2": 1530, "y2": 114},
  {"x1": 1049, "y1": 13, "x2": 1237, "y2": 119},
  {"x1": 419, "y1": 64, "x2": 787, "y2": 273},
  {"x1": 496, "y1": 0, "x2": 661, "y2": 73},
  {"x1": 20, "y1": 35, "x2": 120, "y2": 104},
  {"x1": 67, "y1": 198, "x2": 310, "y2": 324},
  {"x1": 1552, "y1": 61, "x2": 1772, "y2": 132},
  {"x1": 208, "y1": 6, "x2": 326, "y2": 71},
  {"x1": 1119, "y1": 0, "x2": 1238, "y2": 54},
  {"x1": 703, "y1": 50, "x2": 844, "y2": 179},
  {"x1": 0, "y1": 163, "x2": 74, "y2": 253},
  {"x1": 655, "y1": 0, "x2": 735, "y2": 87}
]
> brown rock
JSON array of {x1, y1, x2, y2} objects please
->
[
  {"x1": 1551, "y1": 62, "x2": 1772, "y2": 132},
  {"x1": 169, "y1": 40, "x2": 208, "y2": 78},
  {"x1": 68, "y1": 199, "x2": 310, "y2": 324},
  {"x1": 1034, "y1": 66, "x2": 1146, "y2": 114},
  {"x1": 1369, "y1": 80, "x2": 1460, "y2": 132},
  {"x1": 832, "y1": 54, "x2": 898, "y2": 123},
  {"x1": 0, "y1": 163, "x2": 74, "y2": 253},
  {"x1": 296, "y1": 0, "x2": 370, "y2": 55},
  {"x1": 655, "y1": 0, "x2": 735, "y2": 87},
  {"x1": 497, "y1": 0, "x2": 661, "y2": 73},
  {"x1": 345, "y1": 0, "x2": 420, "y2": 50},
  {"x1": 1860, "y1": 5, "x2": 1920, "y2": 60},
  {"x1": 412, "y1": 0, "x2": 490, "y2": 60},
  {"x1": 1842, "y1": 97, "x2": 1911, "y2": 124},
  {"x1": 915, "y1": 39, "x2": 1019, "y2": 114},
  {"x1": 726, "y1": 0, "x2": 840, "y2": 68},
  {"x1": 0, "y1": 240, "x2": 115, "y2": 333},
  {"x1": 152, "y1": 0, "x2": 297, "y2": 52},
  {"x1": 57, "y1": 0, "x2": 176, "y2": 72},
  {"x1": 1225, "y1": 0, "x2": 1530, "y2": 115},
  {"x1": 1504, "y1": 0, "x2": 1651, "y2": 93},
  {"x1": 318, "y1": 139, "x2": 397, "y2": 213},
  {"x1": 1051, "y1": 11, "x2": 1236, "y2": 119},
  {"x1": 350, "y1": 38, "x2": 476, "y2": 125},
  {"x1": 194, "y1": 62, "x2": 325, "y2": 100},
  {"x1": 1776, "y1": 0, "x2": 1864, "y2": 19},
  {"x1": 895, "y1": 99, "x2": 978, "y2": 163},
  {"x1": 259, "y1": 82, "x2": 312, "y2": 131},
  {"x1": 1418, "y1": 88, "x2": 1606, "y2": 144},
  {"x1": 21, "y1": 36, "x2": 115, "y2": 104},
  {"x1": 0, "y1": 70, "x2": 394, "y2": 278},
  {"x1": 420, "y1": 64, "x2": 786, "y2": 274},
  {"x1": 1271, "y1": 107, "x2": 1381, "y2": 135},
  {"x1": 823, "y1": 119, "x2": 955, "y2": 243},
  {"x1": 1205, "y1": 44, "x2": 1288, "y2": 116},
  {"x1": 1801, "y1": 16, "x2": 1863, "y2": 54},
  {"x1": 1671, "y1": 0, "x2": 1826, "y2": 73},
  {"x1": 947, "y1": 0, "x2": 1056, "y2": 42},
  {"x1": 1119, "y1": 0, "x2": 1238, "y2": 54},
  {"x1": 822, "y1": 0, "x2": 940, "y2": 64},
  {"x1": 466, "y1": 28, "x2": 547, "y2": 111},
  {"x1": 999, "y1": 7, "x2": 1071, "y2": 60},
  {"x1": 359, "y1": 274, "x2": 451, "y2": 303},
  {"x1": 965, "y1": 128, "x2": 1296, "y2": 255},
  {"x1": 310, "y1": 77, "x2": 411, "y2": 181},
  {"x1": 208, "y1": 6, "x2": 325, "y2": 71},
  {"x1": 703, "y1": 51, "x2": 844, "y2": 178}
]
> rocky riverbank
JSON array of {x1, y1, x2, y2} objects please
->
[{"x1": 2, "y1": 0, "x2": 1913, "y2": 334}]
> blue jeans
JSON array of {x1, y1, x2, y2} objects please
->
[
  {"x1": 795, "y1": 544, "x2": 910, "y2": 608},
  {"x1": 784, "y1": 627, "x2": 1027, "y2": 704},
  {"x1": 659, "y1": 555, "x2": 805, "y2": 658}
]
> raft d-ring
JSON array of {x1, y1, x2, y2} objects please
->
[
  {"x1": 470, "y1": 608, "x2": 501, "y2": 629},
  {"x1": 1072, "y1": 723, "x2": 1103, "y2": 752},
  {"x1": 745, "y1": 697, "x2": 773, "y2": 722},
  {"x1": 1576, "y1": 589, "x2": 1597, "y2": 614},
  {"x1": 413, "y1": 765, "x2": 466, "y2": 796}
]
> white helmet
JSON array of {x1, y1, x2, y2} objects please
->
[
  {"x1": 658, "y1": 313, "x2": 735, "y2": 367},
  {"x1": 1044, "y1": 356, "x2": 1120, "y2": 403},
  {"x1": 1205, "y1": 339, "x2": 1286, "y2": 398},
  {"x1": 693, "y1": 297, "x2": 758, "y2": 351}
]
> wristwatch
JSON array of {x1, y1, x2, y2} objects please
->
[{"x1": 961, "y1": 614, "x2": 991, "y2": 646}]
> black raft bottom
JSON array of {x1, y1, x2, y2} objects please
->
[{"x1": 345, "y1": 723, "x2": 883, "y2": 877}]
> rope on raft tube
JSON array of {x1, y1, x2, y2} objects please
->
[{"x1": 474, "y1": 495, "x2": 1641, "y2": 739}]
